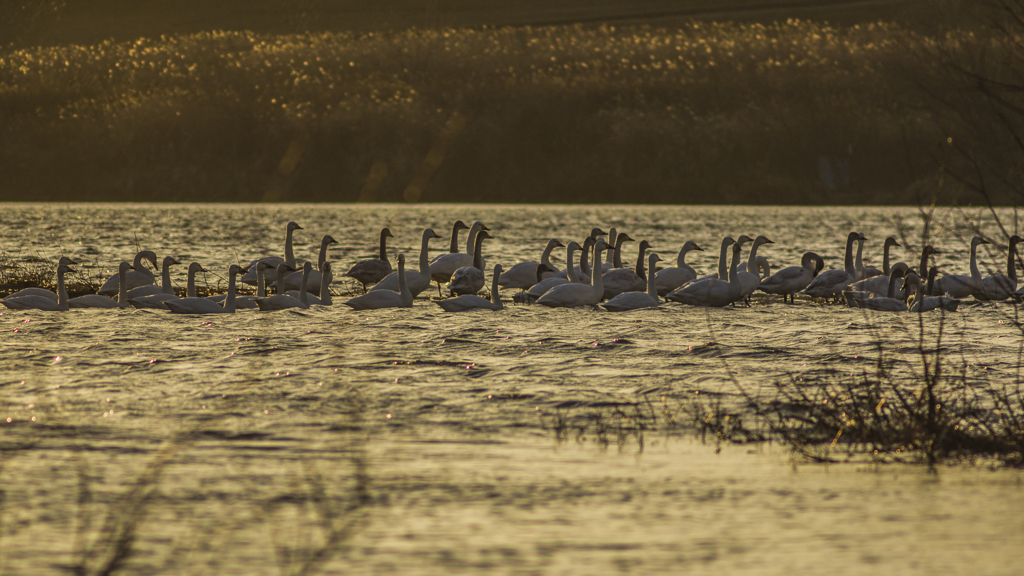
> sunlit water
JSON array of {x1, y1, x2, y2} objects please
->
[{"x1": 1, "y1": 203, "x2": 1022, "y2": 575}]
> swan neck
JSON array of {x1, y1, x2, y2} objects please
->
[
  {"x1": 970, "y1": 241, "x2": 981, "y2": 282},
  {"x1": 677, "y1": 246, "x2": 688, "y2": 268},
  {"x1": 298, "y1": 266, "x2": 310, "y2": 304},
  {"x1": 491, "y1": 270, "x2": 501, "y2": 305},
  {"x1": 225, "y1": 271, "x2": 236, "y2": 311},
  {"x1": 285, "y1": 228, "x2": 296, "y2": 268},
  {"x1": 613, "y1": 240, "x2": 624, "y2": 268},
  {"x1": 466, "y1": 224, "x2": 480, "y2": 254},
  {"x1": 633, "y1": 246, "x2": 645, "y2": 277},
  {"x1": 566, "y1": 247, "x2": 580, "y2": 283},
  {"x1": 188, "y1": 268, "x2": 199, "y2": 298},
  {"x1": 591, "y1": 246, "x2": 605, "y2": 292},
  {"x1": 541, "y1": 240, "x2": 556, "y2": 267},
  {"x1": 918, "y1": 248, "x2": 929, "y2": 278},
  {"x1": 320, "y1": 268, "x2": 332, "y2": 305},
  {"x1": 1007, "y1": 242, "x2": 1018, "y2": 281},
  {"x1": 728, "y1": 247, "x2": 741, "y2": 284},
  {"x1": 161, "y1": 262, "x2": 173, "y2": 293},
  {"x1": 256, "y1": 267, "x2": 265, "y2": 298},
  {"x1": 647, "y1": 257, "x2": 658, "y2": 298},
  {"x1": 746, "y1": 240, "x2": 761, "y2": 271},
  {"x1": 448, "y1": 224, "x2": 461, "y2": 253},
  {"x1": 887, "y1": 274, "x2": 899, "y2": 299},
  {"x1": 854, "y1": 240, "x2": 864, "y2": 276},
  {"x1": 882, "y1": 243, "x2": 892, "y2": 275},
  {"x1": 718, "y1": 241, "x2": 729, "y2": 278},
  {"x1": 378, "y1": 230, "x2": 390, "y2": 263},
  {"x1": 420, "y1": 233, "x2": 432, "y2": 273},
  {"x1": 606, "y1": 230, "x2": 617, "y2": 264},
  {"x1": 473, "y1": 235, "x2": 485, "y2": 270},
  {"x1": 118, "y1": 266, "x2": 128, "y2": 305},
  {"x1": 580, "y1": 240, "x2": 592, "y2": 274},
  {"x1": 57, "y1": 268, "x2": 68, "y2": 309},
  {"x1": 318, "y1": 239, "x2": 330, "y2": 270},
  {"x1": 843, "y1": 235, "x2": 856, "y2": 276},
  {"x1": 398, "y1": 259, "x2": 409, "y2": 300}
]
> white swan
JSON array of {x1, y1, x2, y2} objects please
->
[
  {"x1": 241, "y1": 221, "x2": 302, "y2": 286},
  {"x1": 429, "y1": 221, "x2": 487, "y2": 287},
  {"x1": 436, "y1": 264, "x2": 505, "y2": 312},
  {"x1": 256, "y1": 263, "x2": 310, "y2": 311},
  {"x1": 667, "y1": 241, "x2": 743, "y2": 307},
  {"x1": 126, "y1": 256, "x2": 180, "y2": 299},
  {"x1": 345, "y1": 227, "x2": 394, "y2": 292},
  {"x1": 602, "y1": 240, "x2": 651, "y2": 299},
  {"x1": 97, "y1": 251, "x2": 156, "y2": 295},
  {"x1": 497, "y1": 238, "x2": 563, "y2": 290},
  {"x1": 278, "y1": 235, "x2": 338, "y2": 296},
  {"x1": 371, "y1": 228, "x2": 442, "y2": 297},
  {"x1": 166, "y1": 265, "x2": 246, "y2": 314},
  {"x1": 756, "y1": 252, "x2": 823, "y2": 303},
  {"x1": 537, "y1": 239, "x2": 611, "y2": 308},
  {"x1": 846, "y1": 262, "x2": 910, "y2": 299},
  {"x1": 905, "y1": 269, "x2": 960, "y2": 312},
  {"x1": 2, "y1": 263, "x2": 74, "y2": 311},
  {"x1": 802, "y1": 232, "x2": 864, "y2": 300},
  {"x1": 526, "y1": 242, "x2": 582, "y2": 301},
  {"x1": 447, "y1": 230, "x2": 492, "y2": 296},
  {"x1": 861, "y1": 236, "x2": 901, "y2": 278},
  {"x1": 603, "y1": 253, "x2": 662, "y2": 312},
  {"x1": 975, "y1": 235, "x2": 1022, "y2": 301},
  {"x1": 4, "y1": 256, "x2": 78, "y2": 302},
  {"x1": 345, "y1": 254, "x2": 412, "y2": 310},
  {"x1": 655, "y1": 241, "x2": 703, "y2": 296},
  {"x1": 932, "y1": 236, "x2": 988, "y2": 299},
  {"x1": 735, "y1": 235, "x2": 774, "y2": 305},
  {"x1": 130, "y1": 262, "x2": 206, "y2": 310},
  {"x1": 71, "y1": 262, "x2": 134, "y2": 309},
  {"x1": 846, "y1": 267, "x2": 908, "y2": 311}
]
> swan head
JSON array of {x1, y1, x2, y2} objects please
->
[
  {"x1": 648, "y1": 253, "x2": 662, "y2": 266},
  {"x1": 755, "y1": 235, "x2": 774, "y2": 246},
  {"x1": 476, "y1": 222, "x2": 490, "y2": 232},
  {"x1": 287, "y1": 221, "x2": 303, "y2": 232},
  {"x1": 57, "y1": 256, "x2": 79, "y2": 267},
  {"x1": 858, "y1": 232, "x2": 867, "y2": 241},
  {"x1": 424, "y1": 228, "x2": 442, "y2": 240},
  {"x1": 885, "y1": 236, "x2": 900, "y2": 248},
  {"x1": 188, "y1": 262, "x2": 207, "y2": 274},
  {"x1": 589, "y1": 227, "x2": 607, "y2": 239},
  {"x1": 57, "y1": 263, "x2": 76, "y2": 274},
  {"x1": 303, "y1": 261, "x2": 313, "y2": 273},
  {"x1": 492, "y1": 264, "x2": 503, "y2": 275},
  {"x1": 381, "y1": 227, "x2": 395, "y2": 239},
  {"x1": 617, "y1": 233, "x2": 634, "y2": 245},
  {"x1": 735, "y1": 235, "x2": 752, "y2": 246},
  {"x1": 136, "y1": 250, "x2": 158, "y2": 270},
  {"x1": 637, "y1": 239, "x2": 651, "y2": 254},
  {"x1": 682, "y1": 241, "x2": 703, "y2": 252},
  {"x1": 901, "y1": 271, "x2": 922, "y2": 293},
  {"x1": 396, "y1": 254, "x2": 405, "y2": 268},
  {"x1": 476, "y1": 230, "x2": 493, "y2": 242},
  {"x1": 720, "y1": 236, "x2": 736, "y2": 248},
  {"x1": 890, "y1": 262, "x2": 910, "y2": 277},
  {"x1": 970, "y1": 236, "x2": 989, "y2": 247},
  {"x1": 163, "y1": 256, "x2": 181, "y2": 268},
  {"x1": 228, "y1": 264, "x2": 244, "y2": 276},
  {"x1": 323, "y1": 235, "x2": 339, "y2": 246},
  {"x1": 453, "y1": 220, "x2": 469, "y2": 232},
  {"x1": 1010, "y1": 235, "x2": 1023, "y2": 247}
]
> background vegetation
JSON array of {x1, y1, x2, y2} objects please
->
[{"x1": 0, "y1": 0, "x2": 1013, "y2": 204}]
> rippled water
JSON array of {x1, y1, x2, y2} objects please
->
[{"x1": 2, "y1": 203, "x2": 1023, "y2": 575}]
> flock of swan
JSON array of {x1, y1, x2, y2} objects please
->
[{"x1": 2, "y1": 219, "x2": 1022, "y2": 315}]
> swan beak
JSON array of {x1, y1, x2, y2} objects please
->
[
  {"x1": 171, "y1": 258, "x2": 182, "y2": 265},
  {"x1": 694, "y1": 245, "x2": 704, "y2": 251},
  {"x1": 555, "y1": 241, "x2": 565, "y2": 248},
  {"x1": 239, "y1": 266, "x2": 251, "y2": 274},
  {"x1": 765, "y1": 239, "x2": 775, "y2": 244},
  {"x1": 328, "y1": 237, "x2": 339, "y2": 244}
]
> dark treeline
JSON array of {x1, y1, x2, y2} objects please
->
[{"x1": 0, "y1": 0, "x2": 1016, "y2": 205}]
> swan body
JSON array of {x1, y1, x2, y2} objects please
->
[
  {"x1": 436, "y1": 264, "x2": 505, "y2": 312},
  {"x1": 933, "y1": 236, "x2": 988, "y2": 299},
  {"x1": 602, "y1": 240, "x2": 651, "y2": 300},
  {"x1": 905, "y1": 270, "x2": 960, "y2": 312},
  {"x1": 97, "y1": 251, "x2": 157, "y2": 295},
  {"x1": 241, "y1": 221, "x2": 302, "y2": 286},
  {"x1": 498, "y1": 238, "x2": 563, "y2": 290},
  {"x1": 71, "y1": 262, "x2": 134, "y2": 309},
  {"x1": 371, "y1": 228, "x2": 442, "y2": 297},
  {"x1": 802, "y1": 232, "x2": 865, "y2": 300},
  {"x1": 603, "y1": 254, "x2": 662, "y2": 312},
  {"x1": 256, "y1": 263, "x2": 309, "y2": 311},
  {"x1": 130, "y1": 262, "x2": 205, "y2": 310},
  {"x1": 667, "y1": 241, "x2": 743, "y2": 307},
  {"x1": 447, "y1": 230, "x2": 491, "y2": 296},
  {"x1": 2, "y1": 263, "x2": 74, "y2": 311},
  {"x1": 846, "y1": 262, "x2": 910, "y2": 299},
  {"x1": 655, "y1": 241, "x2": 703, "y2": 296},
  {"x1": 975, "y1": 235, "x2": 1022, "y2": 301},
  {"x1": 430, "y1": 221, "x2": 487, "y2": 285},
  {"x1": 757, "y1": 252, "x2": 824, "y2": 303},
  {"x1": 166, "y1": 265, "x2": 246, "y2": 314},
  {"x1": 345, "y1": 227, "x2": 394, "y2": 292},
  {"x1": 537, "y1": 239, "x2": 611, "y2": 308},
  {"x1": 345, "y1": 254, "x2": 412, "y2": 310}
]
